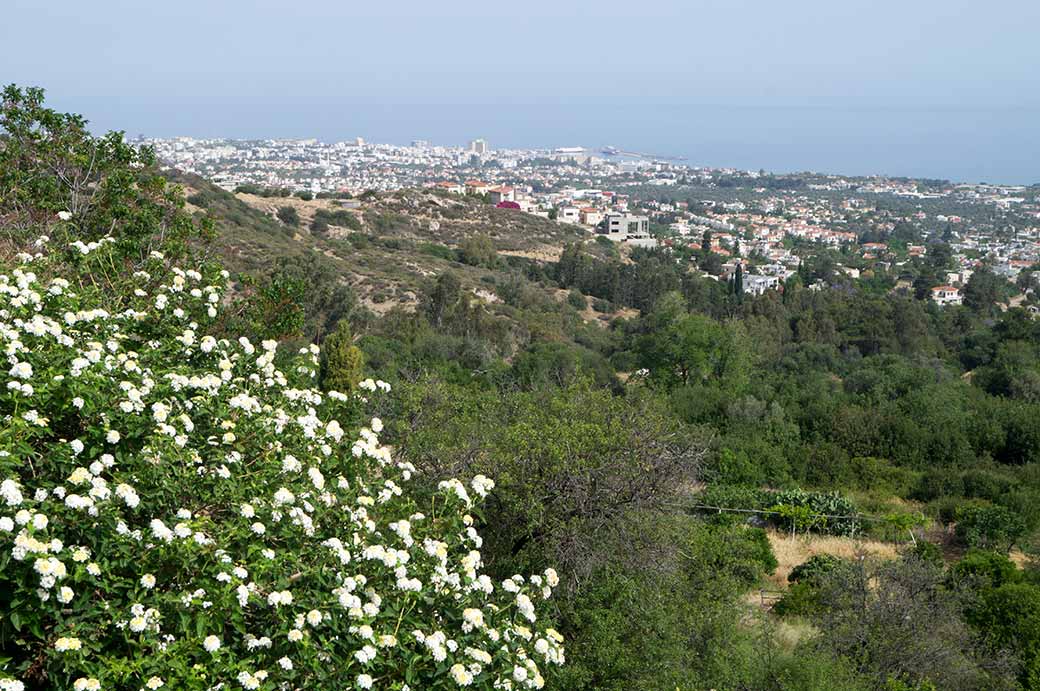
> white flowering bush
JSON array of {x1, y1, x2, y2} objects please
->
[{"x1": 0, "y1": 236, "x2": 563, "y2": 690}]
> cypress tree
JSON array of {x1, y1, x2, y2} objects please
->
[{"x1": 320, "y1": 319, "x2": 364, "y2": 393}]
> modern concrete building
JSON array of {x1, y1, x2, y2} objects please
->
[{"x1": 600, "y1": 213, "x2": 650, "y2": 242}]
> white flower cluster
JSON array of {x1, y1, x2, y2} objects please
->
[{"x1": 0, "y1": 244, "x2": 563, "y2": 690}]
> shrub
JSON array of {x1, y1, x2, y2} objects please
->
[
  {"x1": 276, "y1": 206, "x2": 300, "y2": 226},
  {"x1": 951, "y1": 550, "x2": 1020, "y2": 590},
  {"x1": 774, "y1": 581, "x2": 824, "y2": 617},
  {"x1": 811, "y1": 557, "x2": 1004, "y2": 689},
  {"x1": 418, "y1": 243, "x2": 456, "y2": 261},
  {"x1": 789, "y1": 554, "x2": 846, "y2": 585},
  {"x1": 967, "y1": 583, "x2": 1040, "y2": 688},
  {"x1": 0, "y1": 85, "x2": 211, "y2": 264},
  {"x1": 0, "y1": 242, "x2": 564, "y2": 690},
  {"x1": 695, "y1": 484, "x2": 770, "y2": 512},
  {"x1": 457, "y1": 236, "x2": 498, "y2": 269},
  {"x1": 911, "y1": 470, "x2": 965, "y2": 503},
  {"x1": 707, "y1": 447, "x2": 773, "y2": 484},
  {"x1": 910, "y1": 540, "x2": 945, "y2": 568},
  {"x1": 312, "y1": 209, "x2": 361, "y2": 232},
  {"x1": 510, "y1": 342, "x2": 616, "y2": 391},
  {"x1": 955, "y1": 504, "x2": 1027, "y2": 552},
  {"x1": 186, "y1": 192, "x2": 208, "y2": 208},
  {"x1": 347, "y1": 233, "x2": 372, "y2": 250},
  {"x1": 745, "y1": 527, "x2": 779, "y2": 576}
]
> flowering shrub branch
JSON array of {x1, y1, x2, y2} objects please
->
[{"x1": 0, "y1": 231, "x2": 563, "y2": 690}]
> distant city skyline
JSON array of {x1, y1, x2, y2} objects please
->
[
  {"x1": 135, "y1": 102, "x2": 1039, "y2": 185},
  {"x1": 3, "y1": 0, "x2": 1038, "y2": 184}
]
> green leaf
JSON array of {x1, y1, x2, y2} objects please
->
[{"x1": 29, "y1": 620, "x2": 45, "y2": 640}]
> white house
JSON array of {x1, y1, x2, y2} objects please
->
[
  {"x1": 557, "y1": 206, "x2": 581, "y2": 224},
  {"x1": 744, "y1": 274, "x2": 781, "y2": 296},
  {"x1": 433, "y1": 181, "x2": 464, "y2": 195},
  {"x1": 465, "y1": 180, "x2": 491, "y2": 195},
  {"x1": 580, "y1": 208, "x2": 604, "y2": 226},
  {"x1": 931, "y1": 285, "x2": 963, "y2": 307},
  {"x1": 488, "y1": 186, "x2": 515, "y2": 204}
]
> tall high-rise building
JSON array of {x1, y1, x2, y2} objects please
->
[{"x1": 468, "y1": 138, "x2": 488, "y2": 155}]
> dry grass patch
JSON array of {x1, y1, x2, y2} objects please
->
[
  {"x1": 236, "y1": 192, "x2": 340, "y2": 228},
  {"x1": 1010, "y1": 549, "x2": 1033, "y2": 569},
  {"x1": 499, "y1": 248, "x2": 564, "y2": 262},
  {"x1": 772, "y1": 617, "x2": 819, "y2": 651},
  {"x1": 766, "y1": 530, "x2": 902, "y2": 588}
]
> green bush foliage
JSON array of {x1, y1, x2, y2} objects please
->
[
  {"x1": 276, "y1": 206, "x2": 300, "y2": 227},
  {"x1": 955, "y1": 504, "x2": 1027, "y2": 552}
]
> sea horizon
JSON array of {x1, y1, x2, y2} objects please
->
[{"x1": 108, "y1": 102, "x2": 1039, "y2": 187}]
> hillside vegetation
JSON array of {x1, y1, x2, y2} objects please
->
[
  {"x1": 7, "y1": 85, "x2": 1040, "y2": 691},
  {"x1": 172, "y1": 170, "x2": 592, "y2": 316}
]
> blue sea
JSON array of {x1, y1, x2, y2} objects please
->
[{"x1": 333, "y1": 103, "x2": 1039, "y2": 186}]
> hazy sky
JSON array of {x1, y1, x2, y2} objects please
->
[{"x1": 4, "y1": 0, "x2": 1039, "y2": 182}]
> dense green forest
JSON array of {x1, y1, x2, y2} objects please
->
[
  {"x1": 352, "y1": 245, "x2": 1040, "y2": 690},
  {"x1": 5, "y1": 86, "x2": 1040, "y2": 691}
]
